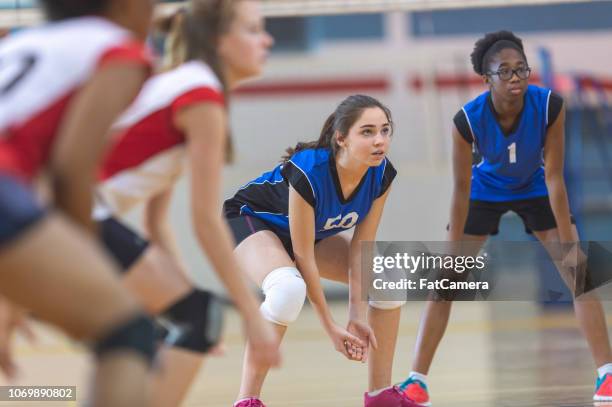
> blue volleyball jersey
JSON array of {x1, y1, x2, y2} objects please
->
[
  {"x1": 463, "y1": 85, "x2": 552, "y2": 201},
  {"x1": 224, "y1": 148, "x2": 396, "y2": 240}
]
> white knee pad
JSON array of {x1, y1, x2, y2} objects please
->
[
  {"x1": 260, "y1": 267, "x2": 307, "y2": 326},
  {"x1": 369, "y1": 300, "x2": 406, "y2": 310}
]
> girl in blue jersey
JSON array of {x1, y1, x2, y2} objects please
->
[
  {"x1": 225, "y1": 95, "x2": 417, "y2": 407},
  {"x1": 399, "y1": 31, "x2": 612, "y2": 406}
]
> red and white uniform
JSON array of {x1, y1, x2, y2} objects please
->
[
  {"x1": 94, "y1": 60, "x2": 225, "y2": 219},
  {"x1": 0, "y1": 16, "x2": 151, "y2": 182}
]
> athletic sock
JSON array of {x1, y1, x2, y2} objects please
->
[
  {"x1": 368, "y1": 386, "x2": 393, "y2": 397},
  {"x1": 408, "y1": 371, "x2": 428, "y2": 386},
  {"x1": 598, "y1": 363, "x2": 612, "y2": 378}
]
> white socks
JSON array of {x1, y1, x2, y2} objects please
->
[
  {"x1": 368, "y1": 386, "x2": 393, "y2": 397},
  {"x1": 367, "y1": 371, "x2": 428, "y2": 397},
  {"x1": 408, "y1": 371, "x2": 428, "y2": 385},
  {"x1": 598, "y1": 363, "x2": 612, "y2": 378}
]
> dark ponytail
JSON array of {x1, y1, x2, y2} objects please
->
[
  {"x1": 40, "y1": 0, "x2": 108, "y2": 21},
  {"x1": 282, "y1": 94, "x2": 393, "y2": 163}
]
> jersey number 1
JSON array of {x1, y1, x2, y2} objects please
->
[
  {"x1": 0, "y1": 54, "x2": 37, "y2": 96},
  {"x1": 508, "y1": 142, "x2": 517, "y2": 164}
]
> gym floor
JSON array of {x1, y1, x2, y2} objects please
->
[{"x1": 3, "y1": 301, "x2": 611, "y2": 407}]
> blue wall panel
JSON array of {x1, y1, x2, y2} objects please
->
[{"x1": 411, "y1": 2, "x2": 612, "y2": 37}]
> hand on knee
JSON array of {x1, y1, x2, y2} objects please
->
[{"x1": 259, "y1": 267, "x2": 306, "y2": 326}]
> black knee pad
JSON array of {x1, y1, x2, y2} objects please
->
[
  {"x1": 156, "y1": 289, "x2": 224, "y2": 354},
  {"x1": 93, "y1": 314, "x2": 156, "y2": 365}
]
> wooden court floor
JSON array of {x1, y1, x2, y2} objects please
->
[{"x1": 3, "y1": 301, "x2": 612, "y2": 407}]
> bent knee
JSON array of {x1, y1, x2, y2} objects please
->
[{"x1": 260, "y1": 267, "x2": 306, "y2": 326}]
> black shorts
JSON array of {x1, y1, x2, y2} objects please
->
[
  {"x1": 98, "y1": 217, "x2": 149, "y2": 271},
  {"x1": 462, "y1": 196, "x2": 575, "y2": 236},
  {"x1": 226, "y1": 215, "x2": 315, "y2": 261},
  {"x1": 0, "y1": 174, "x2": 47, "y2": 247}
]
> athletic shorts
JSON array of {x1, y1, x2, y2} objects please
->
[
  {"x1": 461, "y1": 196, "x2": 575, "y2": 236},
  {"x1": 98, "y1": 217, "x2": 149, "y2": 271},
  {"x1": 0, "y1": 174, "x2": 46, "y2": 247},
  {"x1": 225, "y1": 214, "x2": 322, "y2": 261}
]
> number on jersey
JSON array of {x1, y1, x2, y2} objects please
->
[
  {"x1": 0, "y1": 54, "x2": 37, "y2": 96},
  {"x1": 507, "y1": 142, "x2": 517, "y2": 164},
  {"x1": 323, "y1": 212, "x2": 359, "y2": 230}
]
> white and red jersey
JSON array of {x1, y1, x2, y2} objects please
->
[
  {"x1": 0, "y1": 16, "x2": 151, "y2": 182},
  {"x1": 94, "y1": 60, "x2": 225, "y2": 219}
]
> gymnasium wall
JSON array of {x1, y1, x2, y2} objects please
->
[{"x1": 105, "y1": 3, "x2": 612, "y2": 295}]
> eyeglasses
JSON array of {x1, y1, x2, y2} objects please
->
[{"x1": 487, "y1": 66, "x2": 531, "y2": 81}]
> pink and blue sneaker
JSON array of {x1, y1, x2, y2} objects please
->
[
  {"x1": 364, "y1": 385, "x2": 421, "y2": 407},
  {"x1": 234, "y1": 398, "x2": 266, "y2": 407},
  {"x1": 595, "y1": 373, "x2": 612, "y2": 403},
  {"x1": 398, "y1": 377, "x2": 431, "y2": 406}
]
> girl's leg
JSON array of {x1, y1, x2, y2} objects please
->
[
  {"x1": 314, "y1": 234, "x2": 400, "y2": 391},
  {"x1": 533, "y1": 227, "x2": 612, "y2": 367},
  {"x1": 122, "y1": 244, "x2": 192, "y2": 314},
  {"x1": 367, "y1": 307, "x2": 401, "y2": 391},
  {"x1": 234, "y1": 230, "x2": 299, "y2": 401},
  {"x1": 411, "y1": 235, "x2": 487, "y2": 375},
  {"x1": 149, "y1": 347, "x2": 206, "y2": 407},
  {"x1": 0, "y1": 214, "x2": 153, "y2": 407},
  {"x1": 122, "y1": 244, "x2": 210, "y2": 407},
  {"x1": 315, "y1": 232, "x2": 351, "y2": 283},
  {"x1": 400, "y1": 236, "x2": 488, "y2": 405},
  {"x1": 238, "y1": 324, "x2": 287, "y2": 401}
]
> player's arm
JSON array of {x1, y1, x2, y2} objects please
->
[
  {"x1": 0, "y1": 295, "x2": 34, "y2": 379},
  {"x1": 344, "y1": 187, "x2": 392, "y2": 360},
  {"x1": 176, "y1": 101, "x2": 280, "y2": 367},
  {"x1": 143, "y1": 187, "x2": 189, "y2": 273},
  {"x1": 288, "y1": 187, "x2": 332, "y2": 325},
  {"x1": 178, "y1": 102, "x2": 264, "y2": 316},
  {"x1": 543, "y1": 103, "x2": 573, "y2": 242},
  {"x1": 289, "y1": 187, "x2": 365, "y2": 360},
  {"x1": 447, "y1": 124, "x2": 473, "y2": 241},
  {"x1": 50, "y1": 62, "x2": 148, "y2": 233}
]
